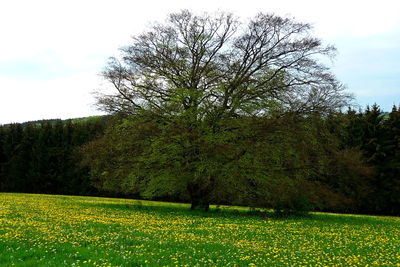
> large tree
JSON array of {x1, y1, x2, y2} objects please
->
[{"x1": 93, "y1": 10, "x2": 352, "y2": 211}]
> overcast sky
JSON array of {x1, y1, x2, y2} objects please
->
[{"x1": 0, "y1": 0, "x2": 399, "y2": 124}]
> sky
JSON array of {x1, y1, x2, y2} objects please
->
[{"x1": 0, "y1": 0, "x2": 399, "y2": 124}]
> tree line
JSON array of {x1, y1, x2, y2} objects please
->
[
  {"x1": 0, "y1": 118, "x2": 107, "y2": 195},
  {"x1": 340, "y1": 105, "x2": 400, "y2": 215},
  {"x1": 0, "y1": 106, "x2": 398, "y2": 215}
]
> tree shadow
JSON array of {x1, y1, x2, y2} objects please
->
[
  {"x1": 81, "y1": 201, "x2": 272, "y2": 220},
  {"x1": 80, "y1": 200, "x2": 398, "y2": 225}
]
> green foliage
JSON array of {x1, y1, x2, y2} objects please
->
[
  {"x1": 342, "y1": 104, "x2": 400, "y2": 215},
  {"x1": 0, "y1": 118, "x2": 108, "y2": 195},
  {"x1": 83, "y1": 112, "x2": 367, "y2": 214},
  {"x1": 3, "y1": 105, "x2": 398, "y2": 216}
]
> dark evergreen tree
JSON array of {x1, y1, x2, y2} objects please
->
[
  {"x1": 1, "y1": 124, "x2": 24, "y2": 191},
  {"x1": 0, "y1": 117, "x2": 107, "y2": 195},
  {"x1": 0, "y1": 127, "x2": 7, "y2": 190},
  {"x1": 375, "y1": 105, "x2": 400, "y2": 214}
]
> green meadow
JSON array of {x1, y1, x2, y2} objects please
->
[{"x1": 0, "y1": 193, "x2": 399, "y2": 266}]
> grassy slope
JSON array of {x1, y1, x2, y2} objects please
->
[{"x1": 0, "y1": 193, "x2": 399, "y2": 266}]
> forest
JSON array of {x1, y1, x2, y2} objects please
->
[
  {"x1": 0, "y1": 105, "x2": 399, "y2": 215},
  {"x1": 0, "y1": 117, "x2": 108, "y2": 196}
]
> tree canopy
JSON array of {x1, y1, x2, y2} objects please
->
[
  {"x1": 97, "y1": 10, "x2": 350, "y2": 118},
  {"x1": 92, "y1": 10, "x2": 355, "y2": 212}
]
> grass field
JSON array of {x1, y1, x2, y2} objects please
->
[{"x1": 0, "y1": 193, "x2": 399, "y2": 266}]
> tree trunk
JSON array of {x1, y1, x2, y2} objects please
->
[
  {"x1": 190, "y1": 198, "x2": 210, "y2": 211},
  {"x1": 188, "y1": 183, "x2": 211, "y2": 212}
]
